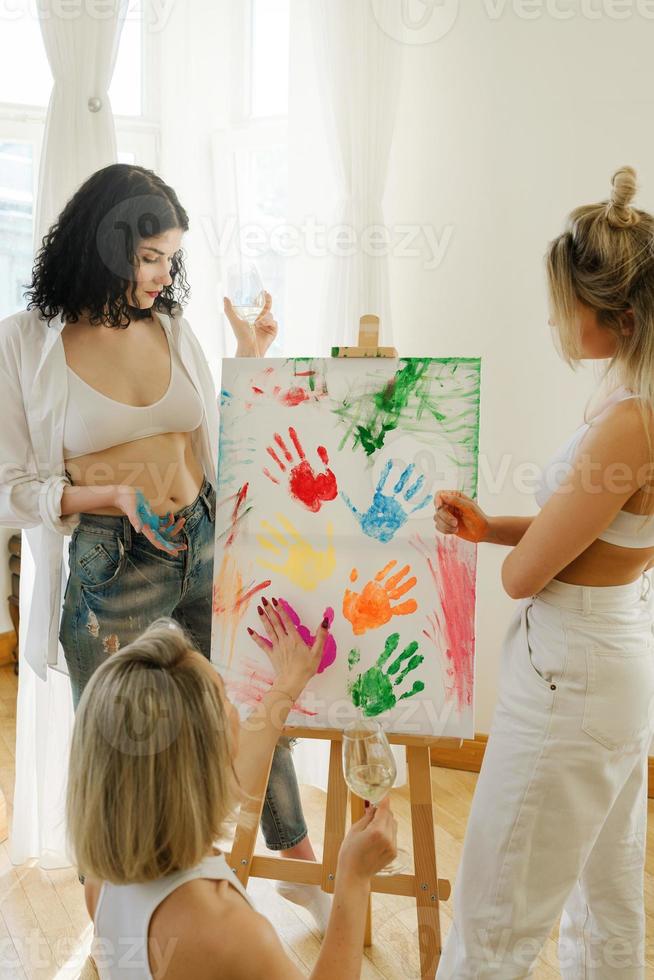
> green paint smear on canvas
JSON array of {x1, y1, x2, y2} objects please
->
[
  {"x1": 348, "y1": 648, "x2": 361, "y2": 668},
  {"x1": 332, "y1": 356, "x2": 482, "y2": 498},
  {"x1": 347, "y1": 632, "x2": 426, "y2": 718}
]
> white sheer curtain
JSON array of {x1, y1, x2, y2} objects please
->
[
  {"x1": 306, "y1": 0, "x2": 404, "y2": 351},
  {"x1": 290, "y1": 0, "x2": 407, "y2": 790},
  {"x1": 34, "y1": 0, "x2": 127, "y2": 243},
  {"x1": 11, "y1": 0, "x2": 126, "y2": 868}
]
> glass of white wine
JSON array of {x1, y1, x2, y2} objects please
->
[
  {"x1": 225, "y1": 261, "x2": 265, "y2": 325},
  {"x1": 342, "y1": 718, "x2": 409, "y2": 876}
]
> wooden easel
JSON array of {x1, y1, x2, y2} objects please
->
[
  {"x1": 226, "y1": 316, "x2": 461, "y2": 976},
  {"x1": 227, "y1": 727, "x2": 458, "y2": 979}
]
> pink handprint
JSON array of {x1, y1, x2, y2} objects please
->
[
  {"x1": 258, "y1": 598, "x2": 337, "y2": 674},
  {"x1": 263, "y1": 426, "x2": 338, "y2": 513}
]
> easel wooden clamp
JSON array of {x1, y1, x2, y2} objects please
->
[{"x1": 228, "y1": 315, "x2": 457, "y2": 979}]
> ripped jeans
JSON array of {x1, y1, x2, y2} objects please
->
[{"x1": 58, "y1": 476, "x2": 308, "y2": 850}]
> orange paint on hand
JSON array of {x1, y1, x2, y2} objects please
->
[
  {"x1": 436, "y1": 490, "x2": 488, "y2": 543},
  {"x1": 343, "y1": 560, "x2": 418, "y2": 636}
]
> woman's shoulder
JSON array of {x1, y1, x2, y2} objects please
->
[
  {"x1": 149, "y1": 876, "x2": 284, "y2": 979},
  {"x1": 0, "y1": 307, "x2": 54, "y2": 349}
]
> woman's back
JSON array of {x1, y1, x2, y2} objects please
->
[{"x1": 89, "y1": 852, "x2": 256, "y2": 980}]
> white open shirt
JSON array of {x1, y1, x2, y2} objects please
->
[{"x1": 0, "y1": 305, "x2": 219, "y2": 679}]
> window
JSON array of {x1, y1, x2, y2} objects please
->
[
  {"x1": 0, "y1": 0, "x2": 143, "y2": 116},
  {"x1": 0, "y1": 140, "x2": 34, "y2": 318},
  {"x1": 0, "y1": 0, "x2": 158, "y2": 316},
  {"x1": 250, "y1": 0, "x2": 290, "y2": 119}
]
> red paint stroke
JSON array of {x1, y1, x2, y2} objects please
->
[
  {"x1": 294, "y1": 370, "x2": 315, "y2": 378},
  {"x1": 262, "y1": 467, "x2": 280, "y2": 485},
  {"x1": 212, "y1": 577, "x2": 271, "y2": 615},
  {"x1": 280, "y1": 387, "x2": 310, "y2": 407},
  {"x1": 226, "y1": 482, "x2": 250, "y2": 547},
  {"x1": 266, "y1": 446, "x2": 286, "y2": 471},
  {"x1": 259, "y1": 599, "x2": 337, "y2": 673},
  {"x1": 413, "y1": 534, "x2": 476, "y2": 711},
  {"x1": 252, "y1": 386, "x2": 264, "y2": 395},
  {"x1": 274, "y1": 432, "x2": 294, "y2": 462}
]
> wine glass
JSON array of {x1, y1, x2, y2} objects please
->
[
  {"x1": 225, "y1": 260, "x2": 265, "y2": 325},
  {"x1": 342, "y1": 718, "x2": 409, "y2": 876}
]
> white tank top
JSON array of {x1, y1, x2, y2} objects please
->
[
  {"x1": 533, "y1": 392, "x2": 654, "y2": 548},
  {"x1": 63, "y1": 328, "x2": 205, "y2": 460},
  {"x1": 92, "y1": 853, "x2": 256, "y2": 979}
]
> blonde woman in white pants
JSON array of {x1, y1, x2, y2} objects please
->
[{"x1": 434, "y1": 166, "x2": 654, "y2": 979}]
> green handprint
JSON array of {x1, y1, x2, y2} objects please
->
[{"x1": 347, "y1": 632, "x2": 425, "y2": 717}]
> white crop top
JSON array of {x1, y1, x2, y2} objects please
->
[
  {"x1": 63, "y1": 329, "x2": 205, "y2": 460},
  {"x1": 92, "y1": 852, "x2": 256, "y2": 979},
  {"x1": 533, "y1": 392, "x2": 654, "y2": 548}
]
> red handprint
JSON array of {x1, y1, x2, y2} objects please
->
[{"x1": 263, "y1": 426, "x2": 338, "y2": 513}]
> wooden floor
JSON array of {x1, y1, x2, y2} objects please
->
[{"x1": 0, "y1": 664, "x2": 649, "y2": 978}]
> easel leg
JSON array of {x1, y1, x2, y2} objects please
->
[
  {"x1": 350, "y1": 793, "x2": 372, "y2": 947},
  {"x1": 320, "y1": 739, "x2": 348, "y2": 894},
  {"x1": 407, "y1": 745, "x2": 442, "y2": 980}
]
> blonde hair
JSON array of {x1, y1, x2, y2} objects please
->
[
  {"x1": 546, "y1": 165, "x2": 654, "y2": 517},
  {"x1": 66, "y1": 619, "x2": 239, "y2": 883}
]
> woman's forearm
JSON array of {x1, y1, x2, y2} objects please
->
[
  {"x1": 60, "y1": 484, "x2": 119, "y2": 516},
  {"x1": 310, "y1": 873, "x2": 371, "y2": 980},
  {"x1": 483, "y1": 515, "x2": 534, "y2": 547},
  {"x1": 233, "y1": 684, "x2": 298, "y2": 799}
]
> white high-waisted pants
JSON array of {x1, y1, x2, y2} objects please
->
[{"x1": 437, "y1": 574, "x2": 654, "y2": 979}]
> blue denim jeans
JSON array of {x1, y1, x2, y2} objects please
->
[{"x1": 59, "y1": 476, "x2": 307, "y2": 850}]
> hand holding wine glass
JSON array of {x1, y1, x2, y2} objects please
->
[
  {"x1": 342, "y1": 718, "x2": 409, "y2": 876},
  {"x1": 223, "y1": 261, "x2": 278, "y2": 356}
]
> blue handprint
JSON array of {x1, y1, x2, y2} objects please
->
[{"x1": 341, "y1": 461, "x2": 431, "y2": 543}]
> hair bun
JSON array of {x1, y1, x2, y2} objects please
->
[{"x1": 606, "y1": 166, "x2": 639, "y2": 227}]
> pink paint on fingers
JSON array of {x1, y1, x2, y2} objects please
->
[{"x1": 277, "y1": 598, "x2": 337, "y2": 673}]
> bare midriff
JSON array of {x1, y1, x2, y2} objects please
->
[
  {"x1": 65, "y1": 430, "x2": 205, "y2": 516},
  {"x1": 555, "y1": 484, "x2": 654, "y2": 586}
]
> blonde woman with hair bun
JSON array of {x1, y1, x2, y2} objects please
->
[
  {"x1": 68, "y1": 609, "x2": 397, "y2": 980},
  {"x1": 434, "y1": 167, "x2": 654, "y2": 978}
]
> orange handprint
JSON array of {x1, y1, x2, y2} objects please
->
[{"x1": 343, "y1": 559, "x2": 418, "y2": 636}]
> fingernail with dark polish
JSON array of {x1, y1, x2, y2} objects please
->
[
  {"x1": 322, "y1": 617, "x2": 329, "y2": 629},
  {"x1": 257, "y1": 605, "x2": 263, "y2": 615},
  {"x1": 247, "y1": 627, "x2": 254, "y2": 635},
  {"x1": 272, "y1": 597, "x2": 278, "y2": 606},
  {"x1": 262, "y1": 596, "x2": 268, "y2": 606}
]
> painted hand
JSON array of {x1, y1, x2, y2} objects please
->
[
  {"x1": 343, "y1": 560, "x2": 418, "y2": 636},
  {"x1": 341, "y1": 461, "x2": 430, "y2": 543},
  {"x1": 257, "y1": 598, "x2": 337, "y2": 674},
  {"x1": 433, "y1": 489, "x2": 488, "y2": 543},
  {"x1": 117, "y1": 488, "x2": 187, "y2": 555},
  {"x1": 347, "y1": 632, "x2": 425, "y2": 718},
  {"x1": 263, "y1": 427, "x2": 338, "y2": 513},
  {"x1": 256, "y1": 515, "x2": 336, "y2": 591}
]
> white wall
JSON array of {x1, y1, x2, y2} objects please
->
[{"x1": 383, "y1": 2, "x2": 654, "y2": 732}]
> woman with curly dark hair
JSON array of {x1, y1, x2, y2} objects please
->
[{"x1": 0, "y1": 163, "x2": 330, "y2": 931}]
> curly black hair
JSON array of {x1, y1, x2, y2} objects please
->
[{"x1": 25, "y1": 164, "x2": 191, "y2": 328}]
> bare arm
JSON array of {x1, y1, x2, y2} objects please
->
[
  {"x1": 220, "y1": 804, "x2": 396, "y2": 980},
  {"x1": 232, "y1": 601, "x2": 329, "y2": 800},
  {"x1": 434, "y1": 490, "x2": 534, "y2": 547},
  {"x1": 484, "y1": 515, "x2": 534, "y2": 547}
]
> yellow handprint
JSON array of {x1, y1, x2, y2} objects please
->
[{"x1": 256, "y1": 515, "x2": 336, "y2": 591}]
